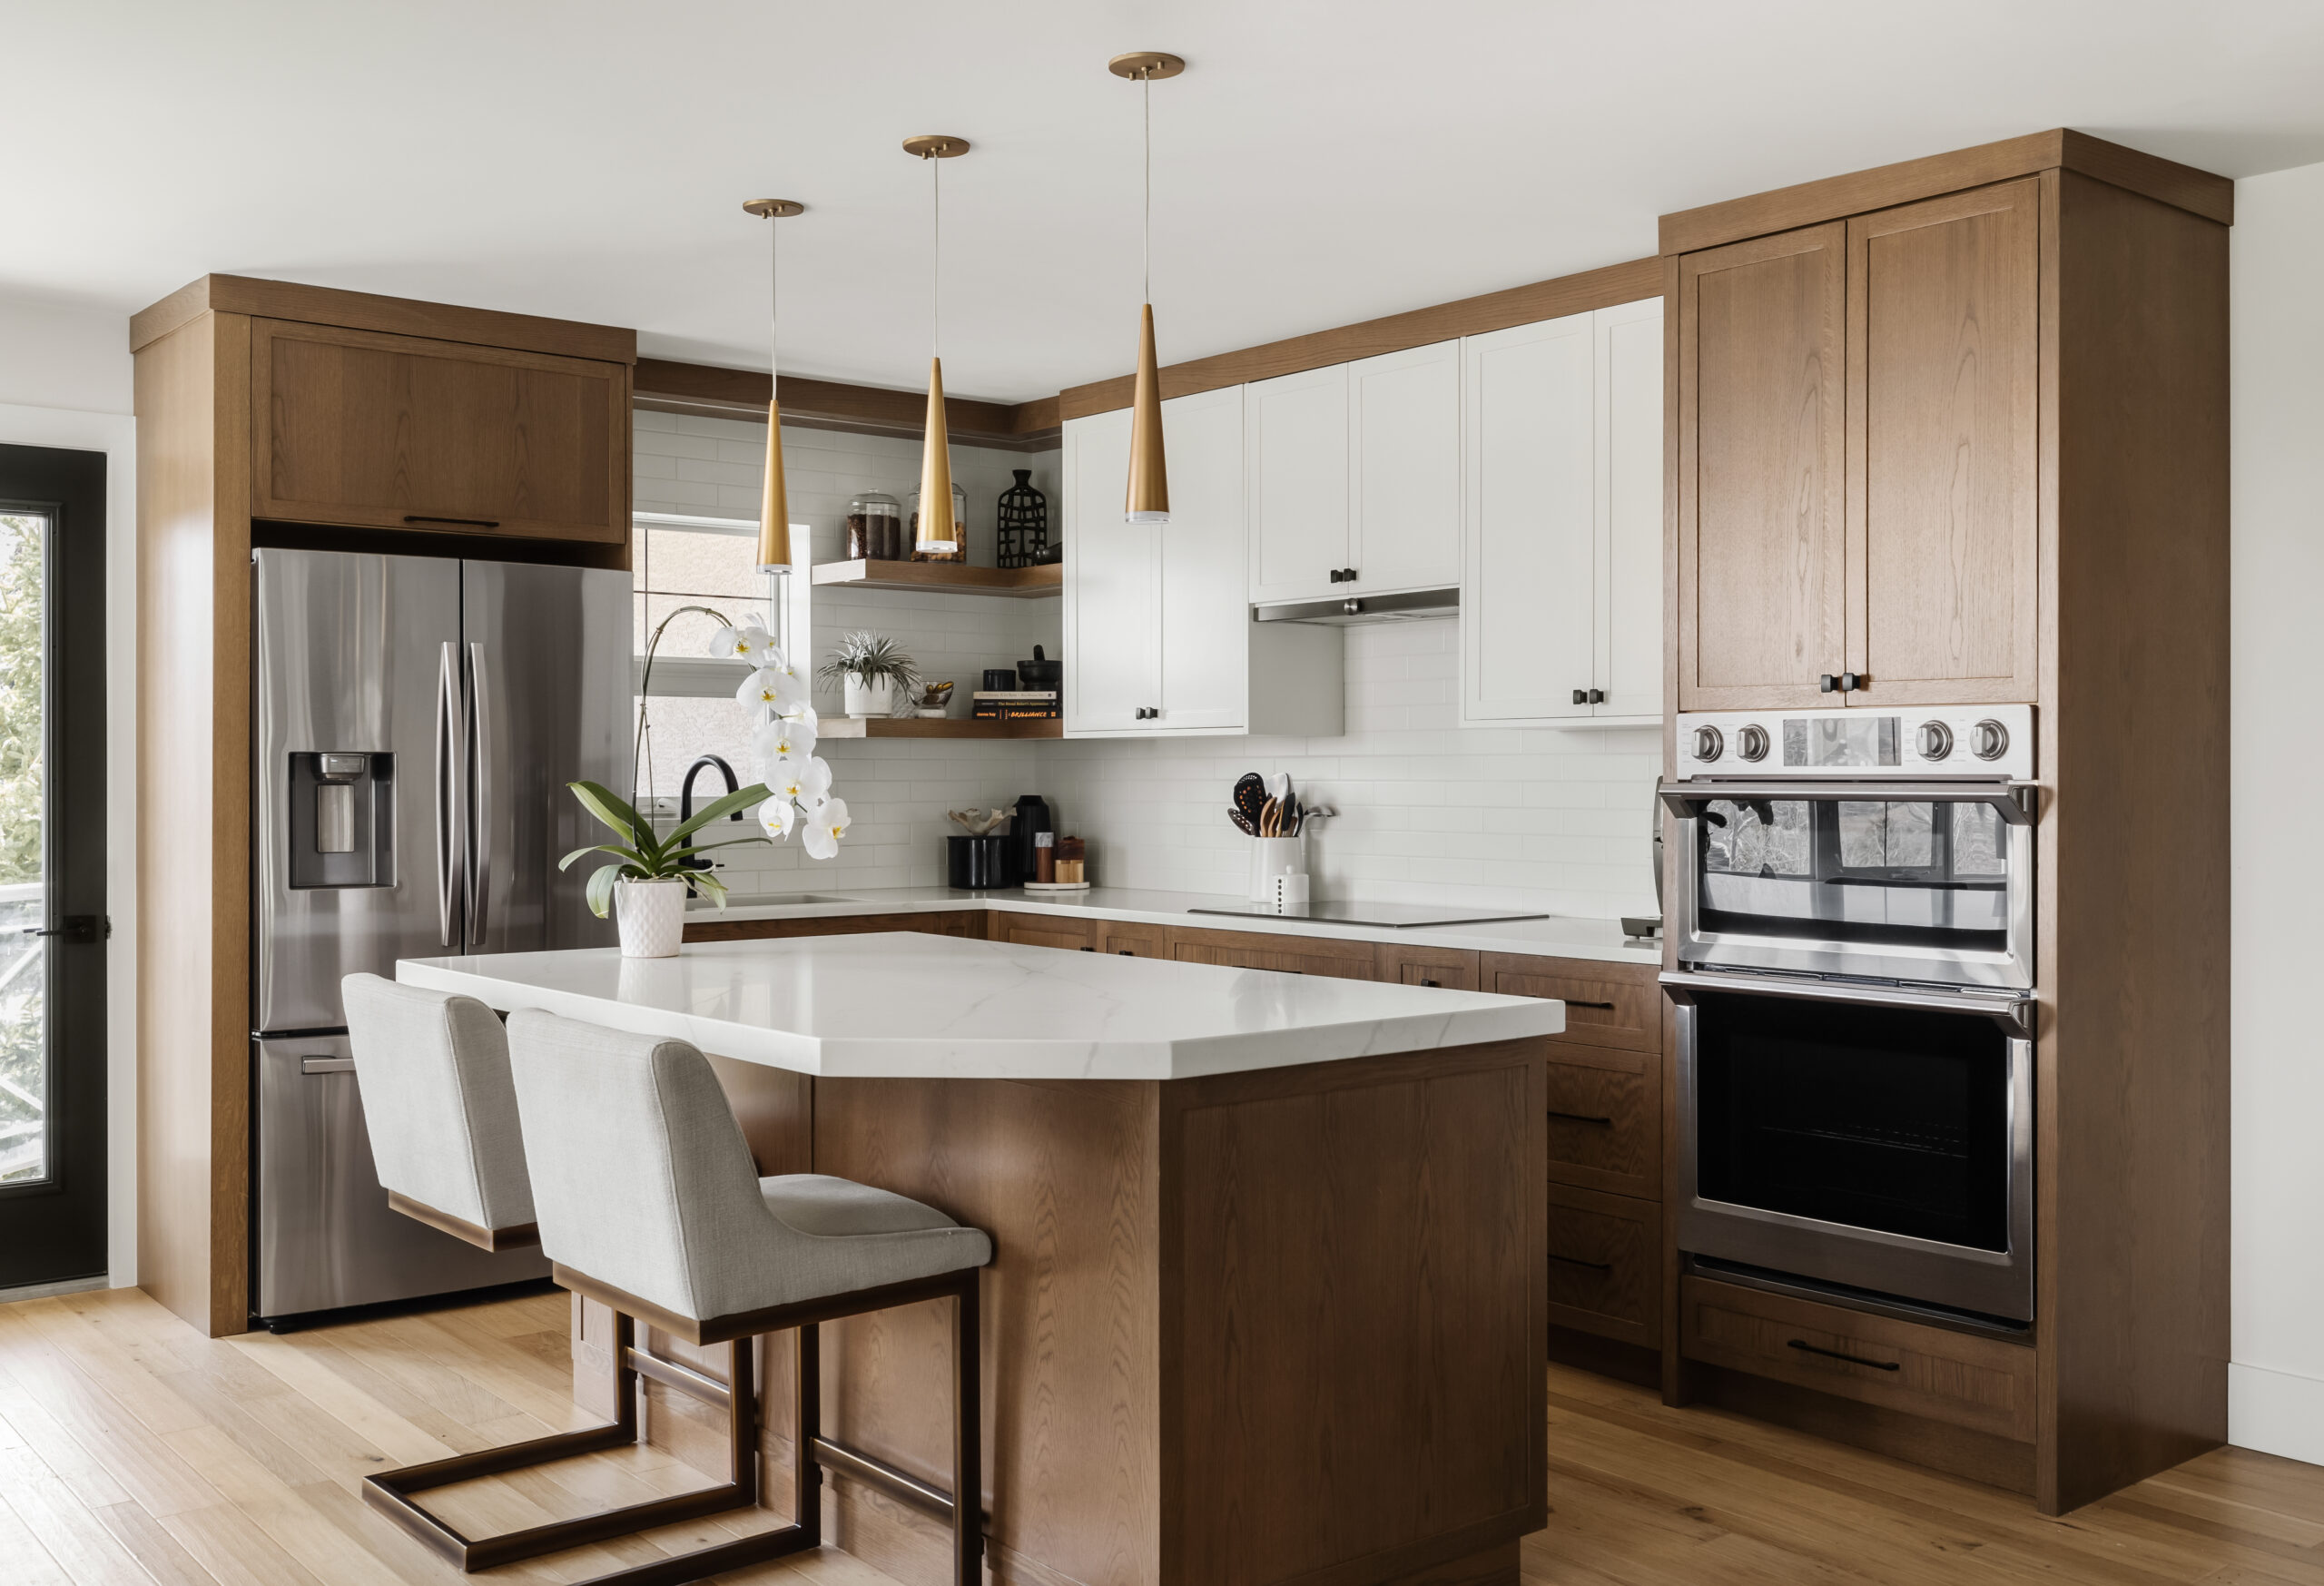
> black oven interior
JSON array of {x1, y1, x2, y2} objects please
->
[
  {"x1": 1697, "y1": 795, "x2": 2011, "y2": 953},
  {"x1": 1694, "y1": 991, "x2": 2012, "y2": 1252}
]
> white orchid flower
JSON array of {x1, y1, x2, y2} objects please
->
[
  {"x1": 760, "y1": 794, "x2": 796, "y2": 840},
  {"x1": 770, "y1": 754, "x2": 832, "y2": 809},
  {"x1": 709, "y1": 621, "x2": 774, "y2": 665},
  {"x1": 737, "y1": 665, "x2": 808, "y2": 722},
  {"x1": 753, "y1": 713, "x2": 818, "y2": 764},
  {"x1": 802, "y1": 797, "x2": 851, "y2": 860}
]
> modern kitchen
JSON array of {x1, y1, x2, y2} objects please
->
[{"x1": 1, "y1": 7, "x2": 2319, "y2": 1586}]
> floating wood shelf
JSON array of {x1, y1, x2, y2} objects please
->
[
  {"x1": 809, "y1": 558, "x2": 1062, "y2": 597},
  {"x1": 817, "y1": 715, "x2": 1062, "y2": 740}
]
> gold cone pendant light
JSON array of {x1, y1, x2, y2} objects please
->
[
  {"x1": 1110, "y1": 51, "x2": 1185, "y2": 524},
  {"x1": 904, "y1": 135, "x2": 970, "y2": 557},
  {"x1": 743, "y1": 198, "x2": 804, "y2": 571}
]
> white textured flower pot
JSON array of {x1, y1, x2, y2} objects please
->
[
  {"x1": 615, "y1": 878, "x2": 688, "y2": 958},
  {"x1": 842, "y1": 676, "x2": 897, "y2": 718}
]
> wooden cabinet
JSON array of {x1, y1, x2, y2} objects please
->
[
  {"x1": 1545, "y1": 1183, "x2": 1660, "y2": 1350},
  {"x1": 1674, "y1": 224, "x2": 1849, "y2": 709},
  {"x1": 1460, "y1": 299, "x2": 1663, "y2": 726},
  {"x1": 1062, "y1": 393, "x2": 1341, "y2": 738},
  {"x1": 1543, "y1": 1045, "x2": 1660, "y2": 1200},
  {"x1": 684, "y1": 911, "x2": 986, "y2": 944},
  {"x1": 1675, "y1": 180, "x2": 2040, "y2": 710},
  {"x1": 1846, "y1": 180, "x2": 2041, "y2": 705},
  {"x1": 1482, "y1": 953, "x2": 1662, "y2": 1054},
  {"x1": 1166, "y1": 926, "x2": 1377, "y2": 980},
  {"x1": 1679, "y1": 1275, "x2": 2034, "y2": 1443},
  {"x1": 991, "y1": 911, "x2": 1098, "y2": 952},
  {"x1": 250, "y1": 318, "x2": 629, "y2": 543},
  {"x1": 1375, "y1": 942, "x2": 1479, "y2": 990},
  {"x1": 1348, "y1": 340, "x2": 1463, "y2": 595},
  {"x1": 1094, "y1": 919, "x2": 1167, "y2": 959}
]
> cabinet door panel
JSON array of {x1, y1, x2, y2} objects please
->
[
  {"x1": 1677, "y1": 224, "x2": 1847, "y2": 709},
  {"x1": 1062, "y1": 409, "x2": 1157, "y2": 734},
  {"x1": 251, "y1": 319, "x2": 627, "y2": 543},
  {"x1": 1246, "y1": 364, "x2": 1350, "y2": 604},
  {"x1": 1349, "y1": 340, "x2": 1462, "y2": 595},
  {"x1": 1166, "y1": 927, "x2": 1377, "y2": 980},
  {"x1": 1460, "y1": 314, "x2": 1597, "y2": 723},
  {"x1": 1597, "y1": 299, "x2": 1665, "y2": 721},
  {"x1": 1155, "y1": 386, "x2": 1248, "y2": 731},
  {"x1": 1846, "y1": 180, "x2": 2040, "y2": 706}
]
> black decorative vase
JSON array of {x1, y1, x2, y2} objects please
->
[{"x1": 996, "y1": 469, "x2": 1049, "y2": 569}]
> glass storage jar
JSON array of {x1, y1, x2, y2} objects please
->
[
  {"x1": 909, "y1": 481, "x2": 968, "y2": 563},
  {"x1": 846, "y1": 491, "x2": 902, "y2": 562}
]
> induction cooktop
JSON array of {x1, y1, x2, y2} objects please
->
[{"x1": 1187, "y1": 901, "x2": 1549, "y2": 929}]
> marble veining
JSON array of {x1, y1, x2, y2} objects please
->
[{"x1": 398, "y1": 933, "x2": 1565, "y2": 1080}]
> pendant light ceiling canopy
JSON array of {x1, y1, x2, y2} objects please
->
[
  {"x1": 906, "y1": 134, "x2": 970, "y2": 557},
  {"x1": 1110, "y1": 51, "x2": 1184, "y2": 526},
  {"x1": 743, "y1": 196, "x2": 805, "y2": 573}
]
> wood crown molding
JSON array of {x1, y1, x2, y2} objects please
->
[
  {"x1": 1658, "y1": 128, "x2": 2232, "y2": 256},
  {"x1": 130, "y1": 273, "x2": 636, "y2": 365},
  {"x1": 1057, "y1": 254, "x2": 1663, "y2": 422},
  {"x1": 633, "y1": 359, "x2": 1060, "y2": 451}
]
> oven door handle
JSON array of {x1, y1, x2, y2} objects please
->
[
  {"x1": 1659, "y1": 970, "x2": 2034, "y2": 1035},
  {"x1": 1657, "y1": 778, "x2": 2038, "y2": 825}
]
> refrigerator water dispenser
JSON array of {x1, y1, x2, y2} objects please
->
[{"x1": 288, "y1": 752, "x2": 393, "y2": 888}]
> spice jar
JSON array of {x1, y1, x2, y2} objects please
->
[
  {"x1": 909, "y1": 481, "x2": 968, "y2": 563},
  {"x1": 846, "y1": 491, "x2": 902, "y2": 561},
  {"x1": 1033, "y1": 830, "x2": 1056, "y2": 884}
]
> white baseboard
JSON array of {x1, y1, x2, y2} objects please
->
[{"x1": 2230, "y1": 1361, "x2": 2324, "y2": 1468}]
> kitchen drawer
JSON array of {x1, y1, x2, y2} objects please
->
[
  {"x1": 1679, "y1": 1275, "x2": 2035, "y2": 1443},
  {"x1": 1545, "y1": 1184, "x2": 1659, "y2": 1350},
  {"x1": 1166, "y1": 927, "x2": 1377, "y2": 980},
  {"x1": 1095, "y1": 919, "x2": 1168, "y2": 959},
  {"x1": 685, "y1": 911, "x2": 986, "y2": 944},
  {"x1": 1482, "y1": 953, "x2": 1662, "y2": 1053},
  {"x1": 992, "y1": 911, "x2": 1098, "y2": 952},
  {"x1": 1545, "y1": 1043, "x2": 1659, "y2": 1200},
  {"x1": 1375, "y1": 943, "x2": 1480, "y2": 990}
]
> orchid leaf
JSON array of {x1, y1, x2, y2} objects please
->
[
  {"x1": 691, "y1": 870, "x2": 731, "y2": 910},
  {"x1": 665, "y1": 782, "x2": 773, "y2": 847},
  {"x1": 559, "y1": 842, "x2": 652, "y2": 872},
  {"x1": 585, "y1": 861, "x2": 624, "y2": 920},
  {"x1": 568, "y1": 780, "x2": 659, "y2": 858}
]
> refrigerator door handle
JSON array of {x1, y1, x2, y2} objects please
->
[
  {"x1": 468, "y1": 641, "x2": 490, "y2": 943},
  {"x1": 437, "y1": 641, "x2": 461, "y2": 947}
]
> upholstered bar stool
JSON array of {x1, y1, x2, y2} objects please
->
[{"x1": 505, "y1": 1008, "x2": 994, "y2": 1586}]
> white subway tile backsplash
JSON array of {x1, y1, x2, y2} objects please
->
[{"x1": 635, "y1": 416, "x2": 1662, "y2": 918}]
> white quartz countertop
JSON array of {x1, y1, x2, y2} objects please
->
[
  {"x1": 687, "y1": 884, "x2": 1661, "y2": 967},
  {"x1": 398, "y1": 932, "x2": 1567, "y2": 1081}
]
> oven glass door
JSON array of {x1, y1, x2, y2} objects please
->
[{"x1": 1693, "y1": 990, "x2": 2010, "y2": 1250}]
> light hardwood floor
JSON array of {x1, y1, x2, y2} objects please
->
[{"x1": 1, "y1": 1286, "x2": 2317, "y2": 1586}]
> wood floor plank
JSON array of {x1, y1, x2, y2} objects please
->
[
  {"x1": 0, "y1": 1441, "x2": 164, "y2": 1586},
  {"x1": 222, "y1": 1335, "x2": 458, "y2": 1470},
  {"x1": 93, "y1": 1501, "x2": 223, "y2": 1586},
  {"x1": 0, "y1": 1489, "x2": 76, "y2": 1586},
  {"x1": 0, "y1": 1324, "x2": 233, "y2": 1520}
]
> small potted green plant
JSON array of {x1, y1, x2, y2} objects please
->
[
  {"x1": 819, "y1": 630, "x2": 919, "y2": 719},
  {"x1": 560, "y1": 781, "x2": 773, "y2": 956}
]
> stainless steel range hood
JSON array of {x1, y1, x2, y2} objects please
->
[{"x1": 1252, "y1": 586, "x2": 1460, "y2": 625}]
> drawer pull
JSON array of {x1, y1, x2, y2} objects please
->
[
  {"x1": 1549, "y1": 1251, "x2": 1613, "y2": 1273},
  {"x1": 1787, "y1": 1338, "x2": 1900, "y2": 1372},
  {"x1": 1118, "y1": 949, "x2": 1135, "y2": 955},
  {"x1": 1564, "y1": 999, "x2": 1620, "y2": 1011},
  {"x1": 402, "y1": 514, "x2": 501, "y2": 528},
  {"x1": 1548, "y1": 1108, "x2": 1614, "y2": 1126}
]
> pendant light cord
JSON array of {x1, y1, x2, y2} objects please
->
[
  {"x1": 930, "y1": 151, "x2": 941, "y2": 357},
  {"x1": 768, "y1": 210, "x2": 780, "y2": 397},
  {"x1": 1143, "y1": 74, "x2": 1152, "y2": 306}
]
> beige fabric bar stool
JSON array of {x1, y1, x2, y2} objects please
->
[{"x1": 507, "y1": 1008, "x2": 994, "y2": 1586}]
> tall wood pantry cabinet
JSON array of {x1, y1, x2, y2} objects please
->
[{"x1": 1658, "y1": 132, "x2": 2230, "y2": 1517}]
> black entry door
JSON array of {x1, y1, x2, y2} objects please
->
[{"x1": 0, "y1": 444, "x2": 109, "y2": 1289}]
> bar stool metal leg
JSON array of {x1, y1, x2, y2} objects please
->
[{"x1": 953, "y1": 1269, "x2": 983, "y2": 1586}]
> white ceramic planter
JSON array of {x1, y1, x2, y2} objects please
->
[
  {"x1": 615, "y1": 878, "x2": 688, "y2": 958},
  {"x1": 842, "y1": 676, "x2": 897, "y2": 718}
]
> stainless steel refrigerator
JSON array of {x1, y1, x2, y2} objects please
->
[{"x1": 250, "y1": 547, "x2": 632, "y2": 1325}]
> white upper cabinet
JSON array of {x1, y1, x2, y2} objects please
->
[
  {"x1": 1245, "y1": 363, "x2": 1350, "y2": 604},
  {"x1": 1064, "y1": 390, "x2": 1342, "y2": 739},
  {"x1": 1349, "y1": 340, "x2": 1462, "y2": 596},
  {"x1": 1459, "y1": 297, "x2": 1665, "y2": 727},
  {"x1": 1062, "y1": 407, "x2": 1157, "y2": 734}
]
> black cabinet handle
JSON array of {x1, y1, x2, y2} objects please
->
[
  {"x1": 1548, "y1": 1108, "x2": 1614, "y2": 1126},
  {"x1": 1840, "y1": 672, "x2": 1862, "y2": 692},
  {"x1": 1328, "y1": 567, "x2": 1344, "y2": 584},
  {"x1": 1572, "y1": 689, "x2": 1589, "y2": 705},
  {"x1": 1564, "y1": 999, "x2": 1618, "y2": 1011},
  {"x1": 1820, "y1": 674, "x2": 1838, "y2": 693},
  {"x1": 1344, "y1": 566, "x2": 1357, "y2": 582},
  {"x1": 401, "y1": 515, "x2": 501, "y2": 529},
  {"x1": 1787, "y1": 1338, "x2": 1900, "y2": 1372},
  {"x1": 1587, "y1": 688, "x2": 1606, "y2": 704},
  {"x1": 1420, "y1": 978, "x2": 1441, "y2": 988},
  {"x1": 1549, "y1": 1251, "x2": 1613, "y2": 1273},
  {"x1": 1117, "y1": 949, "x2": 1135, "y2": 955}
]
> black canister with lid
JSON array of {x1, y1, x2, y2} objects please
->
[{"x1": 1009, "y1": 793, "x2": 1052, "y2": 887}]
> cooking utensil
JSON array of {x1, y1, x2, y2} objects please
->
[
  {"x1": 1269, "y1": 772, "x2": 1290, "y2": 807},
  {"x1": 1227, "y1": 807, "x2": 1257, "y2": 837},
  {"x1": 1232, "y1": 773, "x2": 1267, "y2": 826},
  {"x1": 1260, "y1": 798, "x2": 1279, "y2": 837},
  {"x1": 1016, "y1": 644, "x2": 1062, "y2": 691}
]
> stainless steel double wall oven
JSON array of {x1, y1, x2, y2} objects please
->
[{"x1": 1659, "y1": 704, "x2": 2038, "y2": 1325}]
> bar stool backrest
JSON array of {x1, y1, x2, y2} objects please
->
[
  {"x1": 504, "y1": 1009, "x2": 775, "y2": 1324},
  {"x1": 342, "y1": 973, "x2": 534, "y2": 1236}
]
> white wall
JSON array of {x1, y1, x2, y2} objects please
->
[
  {"x1": 2229, "y1": 161, "x2": 2324, "y2": 1468},
  {"x1": 0, "y1": 295, "x2": 137, "y2": 1288}
]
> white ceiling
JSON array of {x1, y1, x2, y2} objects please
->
[{"x1": 9, "y1": 0, "x2": 2324, "y2": 402}]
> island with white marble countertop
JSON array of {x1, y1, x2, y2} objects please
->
[{"x1": 400, "y1": 932, "x2": 1562, "y2": 1586}]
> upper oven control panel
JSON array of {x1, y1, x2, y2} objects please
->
[{"x1": 1674, "y1": 704, "x2": 2035, "y2": 781}]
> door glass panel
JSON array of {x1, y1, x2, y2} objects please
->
[
  {"x1": 1694, "y1": 991, "x2": 2011, "y2": 1250},
  {"x1": 1698, "y1": 795, "x2": 2013, "y2": 950},
  {"x1": 0, "y1": 512, "x2": 46, "y2": 1185}
]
